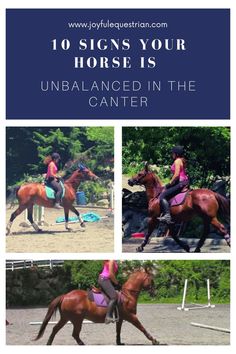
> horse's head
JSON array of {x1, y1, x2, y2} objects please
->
[
  {"x1": 142, "y1": 271, "x2": 156, "y2": 297},
  {"x1": 128, "y1": 163, "x2": 152, "y2": 187},
  {"x1": 76, "y1": 164, "x2": 99, "y2": 181}
]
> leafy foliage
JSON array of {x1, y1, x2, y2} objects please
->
[
  {"x1": 6, "y1": 127, "x2": 114, "y2": 201},
  {"x1": 6, "y1": 260, "x2": 230, "y2": 306},
  {"x1": 123, "y1": 127, "x2": 230, "y2": 188}
]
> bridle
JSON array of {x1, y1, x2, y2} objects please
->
[{"x1": 129, "y1": 170, "x2": 150, "y2": 186}]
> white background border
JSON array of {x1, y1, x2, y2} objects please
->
[{"x1": 1, "y1": 0, "x2": 234, "y2": 353}]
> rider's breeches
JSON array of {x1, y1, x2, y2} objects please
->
[
  {"x1": 159, "y1": 180, "x2": 189, "y2": 201},
  {"x1": 48, "y1": 179, "x2": 63, "y2": 203},
  {"x1": 98, "y1": 276, "x2": 118, "y2": 300}
]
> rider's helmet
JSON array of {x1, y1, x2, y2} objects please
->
[
  {"x1": 51, "y1": 152, "x2": 61, "y2": 161},
  {"x1": 171, "y1": 146, "x2": 184, "y2": 157}
]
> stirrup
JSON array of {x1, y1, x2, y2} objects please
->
[{"x1": 157, "y1": 214, "x2": 173, "y2": 224}]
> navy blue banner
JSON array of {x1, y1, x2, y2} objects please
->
[{"x1": 6, "y1": 9, "x2": 230, "y2": 119}]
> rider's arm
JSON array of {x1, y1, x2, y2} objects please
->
[
  {"x1": 170, "y1": 158, "x2": 182, "y2": 184},
  {"x1": 108, "y1": 261, "x2": 118, "y2": 285}
]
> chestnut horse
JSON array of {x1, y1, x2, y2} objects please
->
[
  {"x1": 34, "y1": 270, "x2": 159, "y2": 345},
  {"x1": 6, "y1": 166, "x2": 98, "y2": 235},
  {"x1": 128, "y1": 164, "x2": 230, "y2": 253}
]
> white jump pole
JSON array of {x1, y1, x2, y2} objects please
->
[
  {"x1": 177, "y1": 279, "x2": 188, "y2": 310},
  {"x1": 191, "y1": 322, "x2": 230, "y2": 334},
  {"x1": 177, "y1": 279, "x2": 215, "y2": 311},
  {"x1": 29, "y1": 320, "x2": 92, "y2": 325},
  {"x1": 110, "y1": 183, "x2": 114, "y2": 210}
]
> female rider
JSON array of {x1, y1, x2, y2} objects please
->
[
  {"x1": 158, "y1": 146, "x2": 189, "y2": 224},
  {"x1": 44, "y1": 152, "x2": 63, "y2": 209},
  {"x1": 98, "y1": 260, "x2": 120, "y2": 324}
]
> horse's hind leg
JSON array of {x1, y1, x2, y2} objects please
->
[
  {"x1": 194, "y1": 219, "x2": 210, "y2": 252},
  {"x1": 47, "y1": 318, "x2": 67, "y2": 345},
  {"x1": 6, "y1": 204, "x2": 28, "y2": 235},
  {"x1": 27, "y1": 204, "x2": 42, "y2": 233},
  {"x1": 210, "y1": 217, "x2": 230, "y2": 247},
  {"x1": 71, "y1": 319, "x2": 84, "y2": 345}
]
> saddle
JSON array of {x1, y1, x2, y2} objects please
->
[
  {"x1": 169, "y1": 187, "x2": 189, "y2": 207},
  {"x1": 44, "y1": 181, "x2": 65, "y2": 200},
  {"x1": 88, "y1": 287, "x2": 123, "y2": 310}
]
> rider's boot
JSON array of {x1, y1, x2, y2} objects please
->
[
  {"x1": 54, "y1": 202, "x2": 63, "y2": 209},
  {"x1": 157, "y1": 199, "x2": 172, "y2": 224},
  {"x1": 105, "y1": 299, "x2": 117, "y2": 324}
]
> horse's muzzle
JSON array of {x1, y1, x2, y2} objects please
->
[{"x1": 128, "y1": 179, "x2": 135, "y2": 186}]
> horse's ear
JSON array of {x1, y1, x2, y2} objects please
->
[
  {"x1": 143, "y1": 264, "x2": 153, "y2": 274},
  {"x1": 144, "y1": 161, "x2": 149, "y2": 172}
]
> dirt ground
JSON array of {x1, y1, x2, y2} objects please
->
[
  {"x1": 123, "y1": 236, "x2": 230, "y2": 253},
  {"x1": 6, "y1": 207, "x2": 114, "y2": 253},
  {"x1": 6, "y1": 304, "x2": 230, "y2": 345}
]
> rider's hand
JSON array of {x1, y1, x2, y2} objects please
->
[{"x1": 114, "y1": 283, "x2": 122, "y2": 291}]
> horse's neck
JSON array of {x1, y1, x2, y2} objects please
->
[
  {"x1": 123, "y1": 273, "x2": 144, "y2": 297},
  {"x1": 145, "y1": 175, "x2": 163, "y2": 201},
  {"x1": 65, "y1": 173, "x2": 80, "y2": 191}
]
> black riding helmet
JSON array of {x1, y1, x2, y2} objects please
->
[
  {"x1": 171, "y1": 146, "x2": 184, "y2": 157},
  {"x1": 51, "y1": 152, "x2": 61, "y2": 161}
]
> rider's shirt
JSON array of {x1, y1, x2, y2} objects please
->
[
  {"x1": 46, "y1": 161, "x2": 58, "y2": 178},
  {"x1": 100, "y1": 261, "x2": 118, "y2": 279},
  {"x1": 171, "y1": 158, "x2": 188, "y2": 182}
]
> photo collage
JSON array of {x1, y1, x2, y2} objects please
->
[{"x1": 4, "y1": 3, "x2": 231, "y2": 349}]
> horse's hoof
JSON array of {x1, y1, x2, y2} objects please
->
[
  {"x1": 80, "y1": 222, "x2": 86, "y2": 228},
  {"x1": 185, "y1": 245, "x2": 190, "y2": 252},
  {"x1": 37, "y1": 228, "x2": 43, "y2": 233},
  {"x1": 194, "y1": 248, "x2": 201, "y2": 253},
  {"x1": 117, "y1": 342, "x2": 125, "y2": 345},
  {"x1": 152, "y1": 339, "x2": 160, "y2": 345},
  {"x1": 136, "y1": 246, "x2": 144, "y2": 253}
]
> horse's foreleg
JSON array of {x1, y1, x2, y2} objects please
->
[
  {"x1": 69, "y1": 205, "x2": 85, "y2": 228},
  {"x1": 211, "y1": 217, "x2": 230, "y2": 247},
  {"x1": 194, "y1": 219, "x2": 210, "y2": 252},
  {"x1": 126, "y1": 313, "x2": 159, "y2": 345},
  {"x1": 47, "y1": 318, "x2": 67, "y2": 345},
  {"x1": 6, "y1": 205, "x2": 27, "y2": 235},
  {"x1": 171, "y1": 234, "x2": 190, "y2": 252},
  {"x1": 116, "y1": 319, "x2": 124, "y2": 345},
  {"x1": 27, "y1": 205, "x2": 42, "y2": 233},
  {"x1": 137, "y1": 217, "x2": 157, "y2": 252}
]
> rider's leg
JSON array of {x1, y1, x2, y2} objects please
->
[
  {"x1": 158, "y1": 197, "x2": 172, "y2": 224},
  {"x1": 98, "y1": 277, "x2": 118, "y2": 324},
  {"x1": 50, "y1": 180, "x2": 63, "y2": 208},
  {"x1": 158, "y1": 182, "x2": 187, "y2": 224}
]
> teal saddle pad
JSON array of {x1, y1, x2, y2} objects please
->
[{"x1": 45, "y1": 181, "x2": 65, "y2": 199}]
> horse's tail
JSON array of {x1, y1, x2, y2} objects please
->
[
  {"x1": 6, "y1": 186, "x2": 20, "y2": 204},
  {"x1": 33, "y1": 295, "x2": 63, "y2": 341},
  {"x1": 215, "y1": 192, "x2": 230, "y2": 223}
]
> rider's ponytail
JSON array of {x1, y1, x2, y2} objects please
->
[{"x1": 43, "y1": 155, "x2": 52, "y2": 165}]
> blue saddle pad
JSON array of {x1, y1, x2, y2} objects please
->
[{"x1": 45, "y1": 181, "x2": 65, "y2": 200}]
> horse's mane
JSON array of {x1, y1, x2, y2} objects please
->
[{"x1": 151, "y1": 172, "x2": 163, "y2": 187}]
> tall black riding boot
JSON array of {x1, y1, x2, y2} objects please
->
[
  {"x1": 158, "y1": 199, "x2": 172, "y2": 224},
  {"x1": 105, "y1": 299, "x2": 117, "y2": 324}
]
